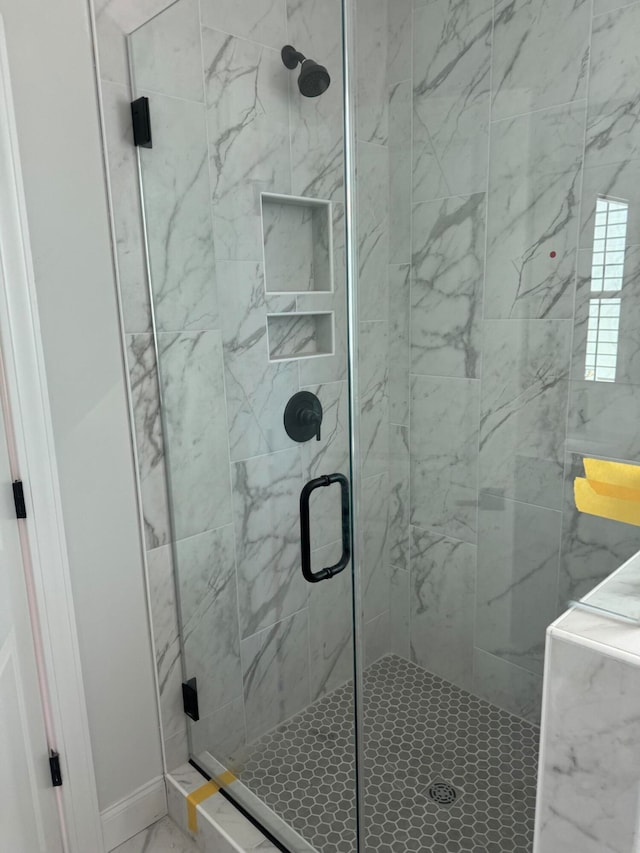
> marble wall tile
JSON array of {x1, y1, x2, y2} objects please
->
[
  {"x1": 411, "y1": 193, "x2": 485, "y2": 379},
  {"x1": 100, "y1": 82, "x2": 151, "y2": 333},
  {"x1": 147, "y1": 545, "x2": 184, "y2": 740},
  {"x1": 389, "y1": 424, "x2": 409, "y2": 571},
  {"x1": 388, "y1": 265, "x2": 410, "y2": 426},
  {"x1": 568, "y1": 380, "x2": 640, "y2": 461},
  {"x1": 203, "y1": 29, "x2": 291, "y2": 261},
  {"x1": 189, "y1": 697, "x2": 247, "y2": 771},
  {"x1": 232, "y1": 448, "x2": 307, "y2": 638},
  {"x1": 158, "y1": 331, "x2": 233, "y2": 540},
  {"x1": 309, "y1": 549, "x2": 354, "y2": 700},
  {"x1": 491, "y1": 0, "x2": 590, "y2": 121},
  {"x1": 579, "y1": 158, "x2": 640, "y2": 251},
  {"x1": 586, "y1": 3, "x2": 640, "y2": 169},
  {"x1": 389, "y1": 81, "x2": 412, "y2": 266},
  {"x1": 390, "y1": 566, "x2": 410, "y2": 660},
  {"x1": 216, "y1": 261, "x2": 298, "y2": 462},
  {"x1": 176, "y1": 525, "x2": 242, "y2": 718},
  {"x1": 365, "y1": 610, "x2": 390, "y2": 667},
  {"x1": 129, "y1": 0, "x2": 204, "y2": 102},
  {"x1": 164, "y1": 726, "x2": 189, "y2": 773},
  {"x1": 476, "y1": 494, "x2": 561, "y2": 675},
  {"x1": 356, "y1": 0, "x2": 388, "y2": 145},
  {"x1": 126, "y1": 334, "x2": 170, "y2": 550},
  {"x1": 357, "y1": 141, "x2": 389, "y2": 323},
  {"x1": 413, "y1": 0, "x2": 492, "y2": 201},
  {"x1": 485, "y1": 102, "x2": 585, "y2": 319},
  {"x1": 410, "y1": 375, "x2": 479, "y2": 544},
  {"x1": 558, "y1": 452, "x2": 640, "y2": 607},
  {"x1": 138, "y1": 94, "x2": 218, "y2": 332},
  {"x1": 242, "y1": 610, "x2": 310, "y2": 743},
  {"x1": 473, "y1": 649, "x2": 542, "y2": 724},
  {"x1": 593, "y1": 0, "x2": 638, "y2": 14},
  {"x1": 362, "y1": 473, "x2": 390, "y2": 621},
  {"x1": 300, "y1": 381, "x2": 349, "y2": 550},
  {"x1": 571, "y1": 248, "x2": 640, "y2": 385},
  {"x1": 410, "y1": 526, "x2": 476, "y2": 691},
  {"x1": 536, "y1": 637, "x2": 640, "y2": 853},
  {"x1": 479, "y1": 320, "x2": 571, "y2": 510},
  {"x1": 387, "y1": 0, "x2": 412, "y2": 85},
  {"x1": 200, "y1": 0, "x2": 286, "y2": 50},
  {"x1": 359, "y1": 322, "x2": 389, "y2": 479}
]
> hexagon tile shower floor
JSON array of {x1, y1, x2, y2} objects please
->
[{"x1": 240, "y1": 656, "x2": 538, "y2": 853}]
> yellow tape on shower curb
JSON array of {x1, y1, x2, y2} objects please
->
[{"x1": 187, "y1": 781, "x2": 219, "y2": 833}]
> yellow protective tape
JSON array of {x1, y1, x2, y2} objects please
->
[
  {"x1": 187, "y1": 781, "x2": 219, "y2": 834},
  {"x1": 575, "y1": 477, "x2": 640, "y2": 526},
  {"x1": 215, "y1": 770, "x2": 238, "y2": 787},
  {"x1": 584, "y1": 458, "x2": 640, "y2": 491}
]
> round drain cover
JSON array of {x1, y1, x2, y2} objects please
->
[{"x1": 428, "y1": 782, "x2": 458, "y2": 805}]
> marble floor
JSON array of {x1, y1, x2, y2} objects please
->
[
  {"x1": 112, "y1": 817, "x2": 198, "y2": 853},
  {"x1": 239, "y1": 655, "x2": 540, "y2": 853}
]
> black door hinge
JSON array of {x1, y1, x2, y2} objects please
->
[
  {"x1": 182, "y1": 677, "x2": 199, "y2": 722},
  {"x1": 131, "y1": 97, "x2": 152, "y2": 148},
  {"x1": 13, "y1": 480, "x2": 26, "y2": 519},
  {"x1": 49, "y1": 751, "x2": 62, "y2": 787}
]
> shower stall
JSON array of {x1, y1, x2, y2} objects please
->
[{"x1": 110, "y1": 0, "x2": 640, "y2": 849}]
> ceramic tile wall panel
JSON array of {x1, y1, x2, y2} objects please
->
[
  {"x1": 491, "y1": 0, "x2": 590, "y2": 121},
  {"x1": 388, "y1": 264, "x2": 410, "y2": 427},
  {"x1": 362, "y1": 472, "x2": 390, "y2": 623},
  {"x1": 412, "y1": 0, "x2": 492, "y2": 202},
  {"x1": 365, "y1": 610, "x2": 390, "y2": 667},
  {"x1": 389, "y1": 424, "x2": 409, "y2": 571},
  {"x1": 410, "y1": 526, "x2": 476, "y2": 691},
  {"x1": 389, "y1": 565, "x2": 410, "y2": 660},
  {"x1": 410, "y1": 375, "x2": 479, "y2": 544},
  {"x1": 411, "y1": 193, "x2": 485, "y2": 379},
  {"x1": 357, "y1": 141, "x2": 389, "y2": 323},
  {"x1": 536, "y1": 636, "x2": 640, "y2": 853},
  {"x1": 359, "y1": 322, "x2": 389, "y2": 480},
  {"x1": 479, "y1": 320, "x2": 571, "y2": 510},
  {"x1": 241, "y1": 610, "x2": 310, "y2": 743},
  {"x1": 356, "y1": 0, "x2": 388, "y2": 145},
  {"x1": 387, "y1": 0, "x2": 412, "y2": 86},
  {"x1": 472, "y1": 649, "x2": 542, "y2": 725},
  {"x1": 484, "y1": 102, "x2": 585, "y2": 320},
  {"x1": 388, "y1": 81, "x2": 412, "y2": 267},
  {"x1": 189, "y1": 696, "x2": 247, "y2": 770},
  {"x1": 200, "y1": 0, "x2": 286, "y2": 49},
  {"x1": 476, "y1": 494, "x2": 561, "y2": 676}
]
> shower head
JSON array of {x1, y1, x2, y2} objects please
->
[{"x1": 281, "y1": 45, "x2": 331, "y2": 98}]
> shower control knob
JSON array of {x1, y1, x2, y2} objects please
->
[{"x1": 284, "y1": 391, "x2": 323, "y2": 443}]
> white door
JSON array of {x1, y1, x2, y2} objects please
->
[{"x1": 0, "y1": 378, "x2": 63, "y2": 850}]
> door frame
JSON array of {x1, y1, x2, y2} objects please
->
[{"x1": 0, "y1": 14, "x2": 105, "y2": 853}]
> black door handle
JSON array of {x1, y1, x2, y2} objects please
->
[{"x1": 300, "y1": 473, "x2": 351, "y2": 583}]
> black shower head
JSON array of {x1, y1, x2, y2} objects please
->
[{"x1": 281, "y1": 45, "x2": 331, "y2": 98}]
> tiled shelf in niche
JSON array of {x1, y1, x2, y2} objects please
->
[
  {"x1": 266, "y1": 312, "x2": 334, "y2": 362},
  {"x1": 261, "y1": 193, "x2": 334, "y2": 294}
]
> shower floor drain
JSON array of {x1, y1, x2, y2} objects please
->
[{"x1": 428, "y1": 782, "x2": 459, "y2": 805}]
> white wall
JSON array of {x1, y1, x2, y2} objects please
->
[{"x1": 0, "y1": 0, "x2": 163, "y2": 811}]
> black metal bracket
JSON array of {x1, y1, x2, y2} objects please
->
[
  {"x1": 131, "y1": 97, "x2": 152, "y2": 148},
  {"x1": 182, "y1": 677, "x2": 199, "y2": 721},
  {"x1": 13, "y1": 480, "x2": 26, "y2": 519},
  {"x1": 49, "y1": 751, "x2": 62, "y2": 787},
  {"x1": 300, "y1": 473, "x2": 351, "y2": 583}
]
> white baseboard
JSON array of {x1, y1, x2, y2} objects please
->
[{"x1": 101, "y1": 775, "x2": 167, "y2": 851}]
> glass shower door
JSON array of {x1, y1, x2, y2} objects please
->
[{"x1": 128, "y1": 1, "x2": 361, "y2": 850}]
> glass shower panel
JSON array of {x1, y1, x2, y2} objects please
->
[{"x1": 129, "y1": 1, "x2": 360, "y2": 849}]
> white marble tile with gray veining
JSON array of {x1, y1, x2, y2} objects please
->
[
  {"x1": 485, "y1": 102, "x2": 585, "y2": 319},
  {"x1": 242, "y1": 610, "x2": 310, "y2": 743},
  {"x1": 389, "y1": 424, "x2": 409, "y2": 571},
  {"x1": 158, "y1": 330, "x2": 233, "y2": 540},
  {"x1": 410, "y1": 375, "x2": 479, "y2": 544},
  {"x1": 262, "y1": 199, "x2": 331, "y2": 294},
  {"x1": 476, "y1": 494, "x2": 561, "y2": 675},
  {"x1": 200, "y1": 0, "x2": 286, "y2": 50},
  {"x1": 129, "y1": 0, "x2": 203, "y2": 102},
  {"x1": 126, "y1": 334, "x2": 170, "y2": 550},
  {"x1": 357, "y1": 141, "x2": 389, "y2": 323},
  {"x1": 362, "y1": 472, "x2": 390, "y2": 622},
  {"x1": 139, "y1": 94, "x2": 218, "y2": 332},
  {"x1": 389, "y1": 265, "x2": 410, "y2": 426},
  {"x1": 491, "y1": 0, "x2": 590, "y2": 121},
  {"x1": 190, "y1": 696, "x2": 247, "y2": 771},
  {"x1": 100, "y1": 82, "x2": 151, "y2": 333},
  {"x1": 586, "y1": 3, "x2": 640, "y2": 169},
  {"x1": 411, "y1": 193, "x2": 485, "y2": 379},
  {"x1": 567, "y1": 380, "x2": 640, "y2": 461},
  {"x1": 359, "y1": 322, "x2": 389, "y2": 479},
  {"x1": 233, "y1": 448, "x2": 307, "y2": 638},
  {"x1": 473, "y1": 649, "x2": 542, "y2": 724},
  {"x1": 176, "y1": 525, "x2": 242, "y2": 718},
  {"x1": 365, "y1": 610, "x2": 390, "y2": 667},
  {"x1": 536, "y1": 637, "x2": 640, "y2": 853},
  {"x1": 389, "y1": 81, "x2": 412, "y2": 266},
  {"x1": 203, "y1": 29, "x2": 291, "y2": 261},
  {"x1": 479, "y1": 320, "x2": 571, "y2": 510},
  {"x1": 147, "y1": 546, "x2": 184, "y2": 739},
  {"x1": 356, "y1": 0, "x2": 388, "y2": 144},
  {"x1": 309, "y1": 549, "x2": 353, "y2": 700},
  {"x1": 413, "y1": 0, "x2": 492, "y2": 202},
  {"x1": 387, "y1": 0, "x2": 412, "y2": 85},
  {"x1": 410, "y1": 526, "x2": 476, "y2": 692},
  {"x1": 579, "y1": 158, "x2": 640, "y2": 252},
  {"x1": 390, "y1": 566, "x2": 410, "y2": 660},
  {"x1": 112, "y1": 816, "x2": 198, "y2": 853},
  {"x1": 217, "y1": 260, "x2": 298, "y2": 461}
]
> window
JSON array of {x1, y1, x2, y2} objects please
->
[{"x1": 585, "y1": 197, "x2": 628, "y2": 382}]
